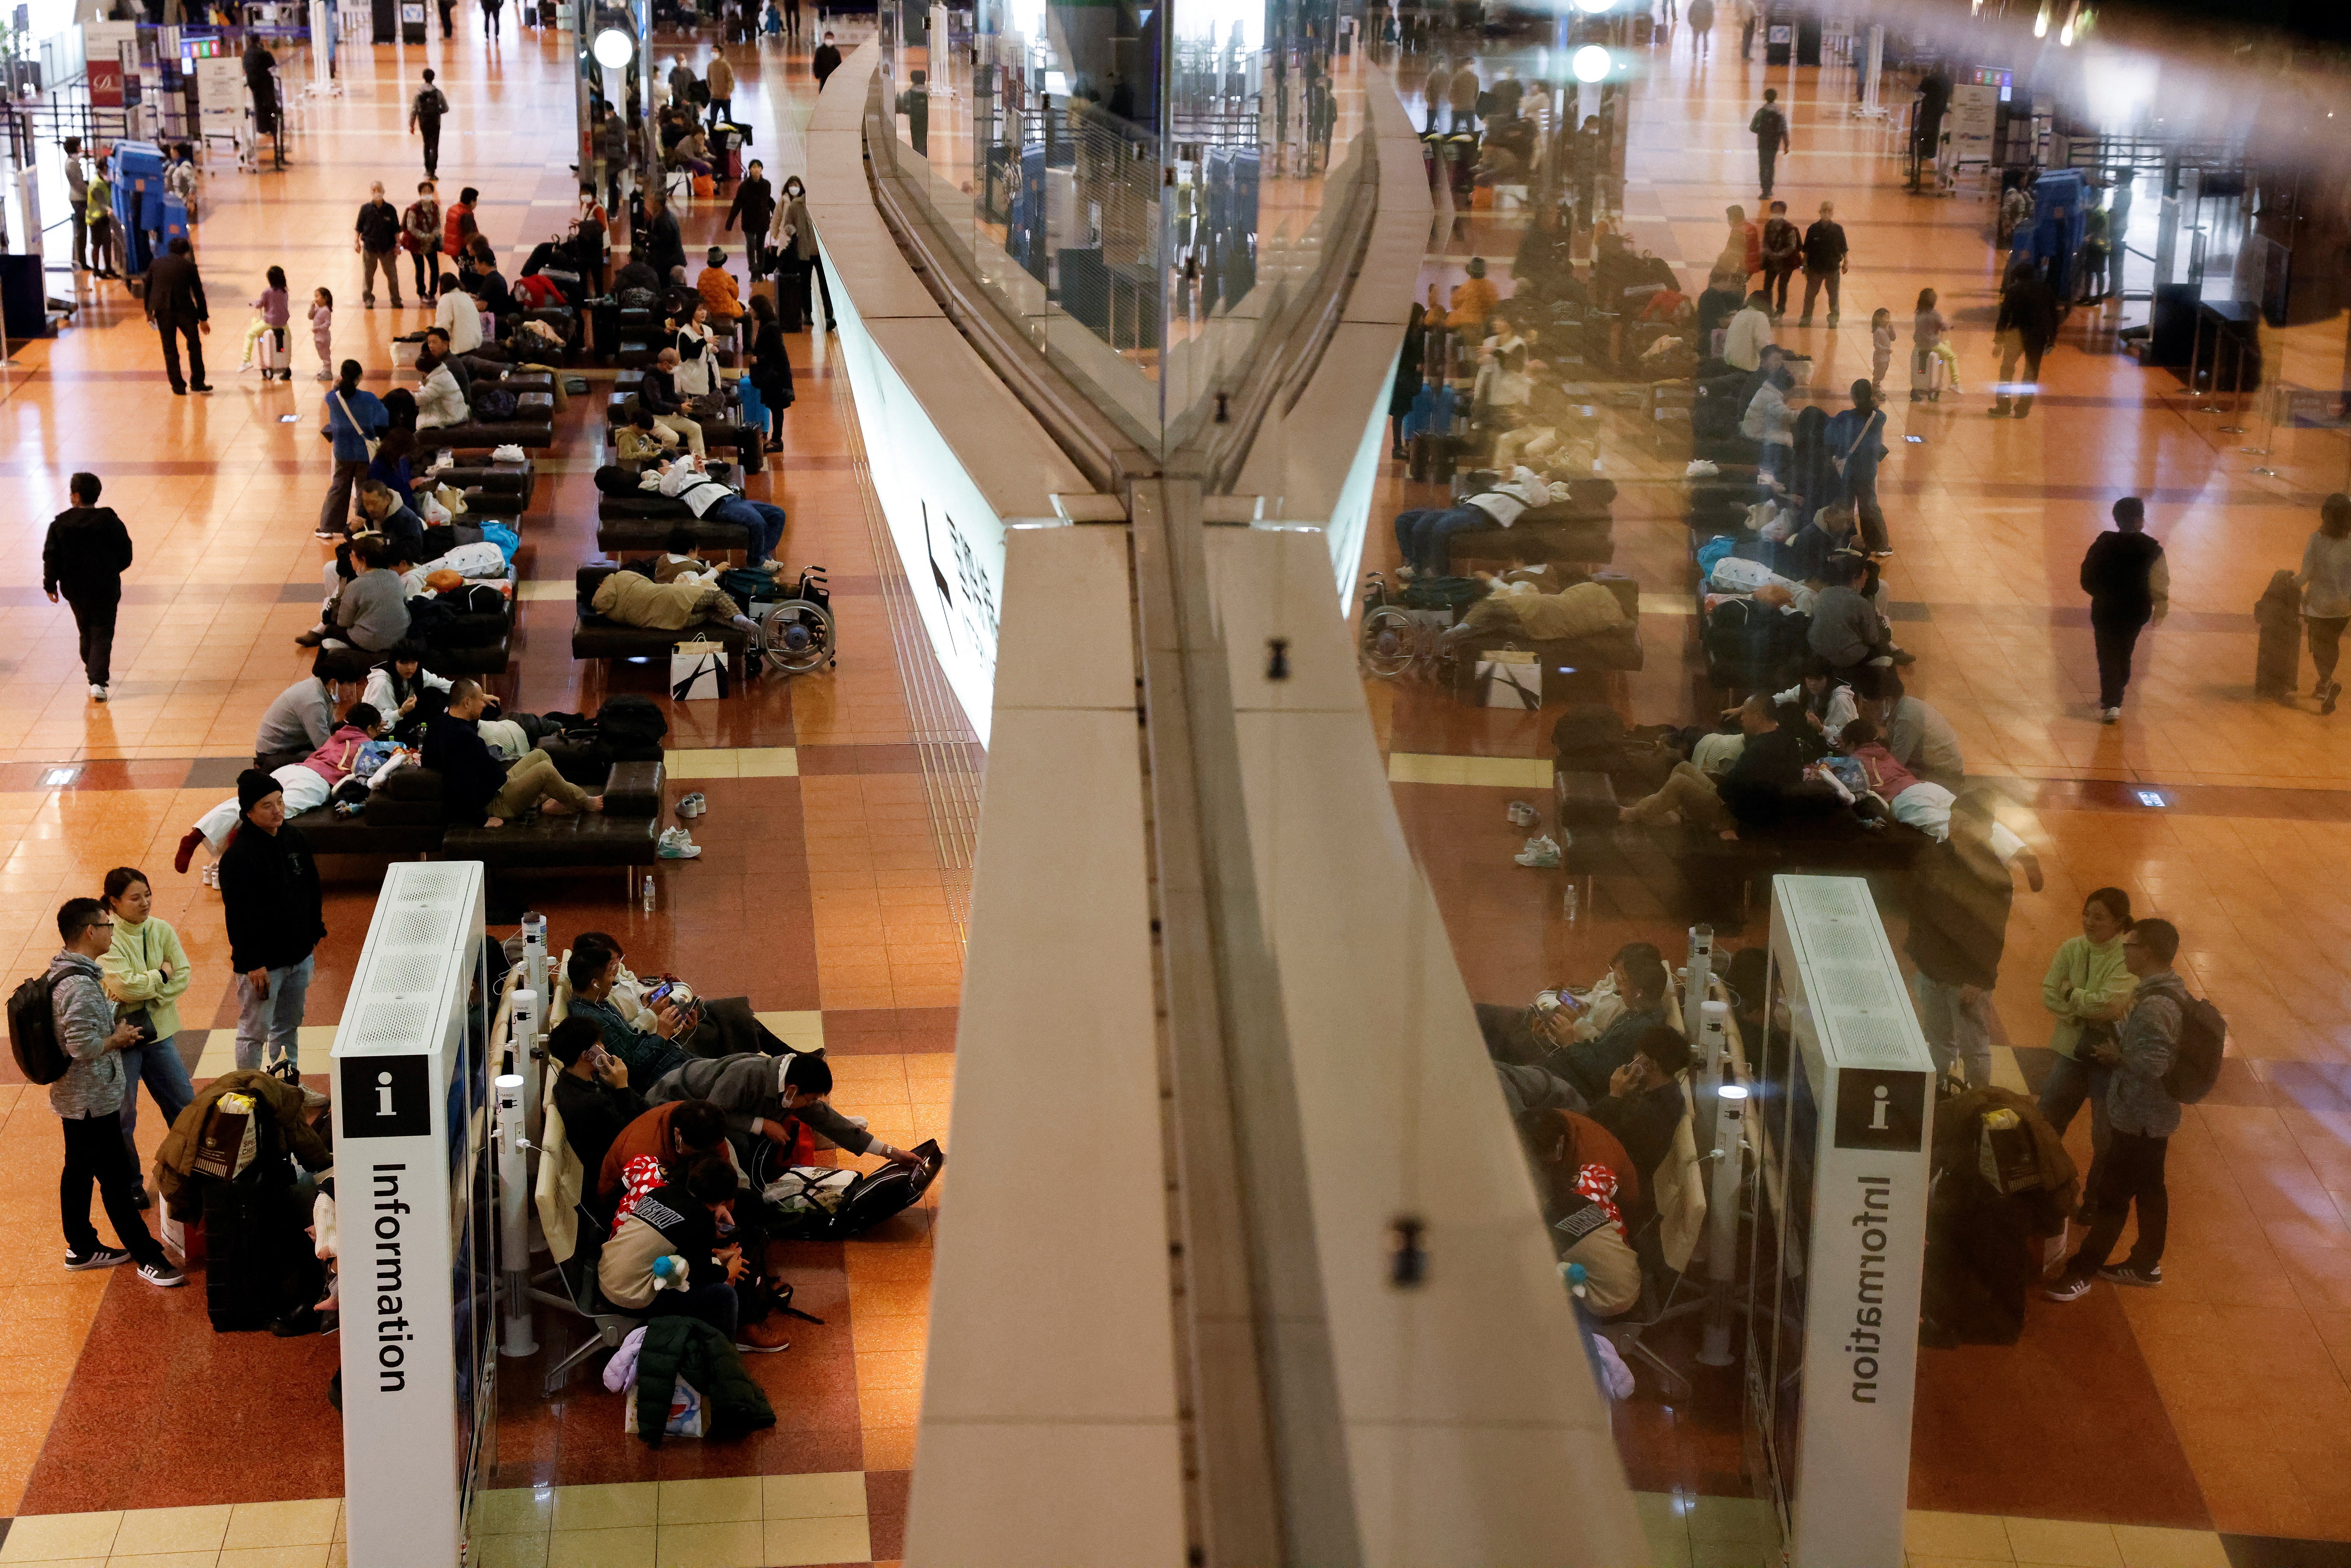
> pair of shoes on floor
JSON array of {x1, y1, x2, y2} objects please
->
[
  {"x1": 657, "y1": 825, "x2": 703, "y2": 859},
  {"x1": 1513, "y1": 834, "x2": 1561, "y2": 869},
  {"x1": 64, "y1": 1247, "x2": 184, "y2": 1287},
  {"x1": 675, "y1": 791, "x2": 707, "y2": 819}
]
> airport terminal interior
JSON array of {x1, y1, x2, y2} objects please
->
[{"x1": 0, "y1": 0, "x2": 2346, "y2": 1562}]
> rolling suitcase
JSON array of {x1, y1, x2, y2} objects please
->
[{"x1": 201, "y1": 1167, "x2": 321, "y2": 1332}]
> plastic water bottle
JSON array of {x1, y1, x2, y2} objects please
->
[
  {"x1": 642, "y1": 874, "x2": 655, "y2": 914},
  {"x1": 1564, "y1": 884, "x2": 1579, "y2": 922}
]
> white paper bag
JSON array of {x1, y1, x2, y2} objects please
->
[
  {"x1": 1478, "y1": 649, "x2": 1542, "y2": 710},
  {"x1": 671, "y1": 639, "x2": 730, "y2": 701}
]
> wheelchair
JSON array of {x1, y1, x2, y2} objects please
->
[
  {"x1": 749, "y1": 565, "x2": 836, "y2": 678},
  {"x1": 1358, "y1": 570, "x2": 1459, "y2": 681}
]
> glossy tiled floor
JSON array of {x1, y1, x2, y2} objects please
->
[{"x1": 1371, "y1": 19, "x2": 2351, "y2": 1558}]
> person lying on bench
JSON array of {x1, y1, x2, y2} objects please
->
[
  {"x1": 1391, "y1": 464, "x2": 1555, "y2": 578},
  {"x1": 590, "y1": 549, "x2": 766, "y2": 636},
  {"x1": 1834, "y1": 719, "x2": 2043, "y2": 887},
  {"x1": 1438, "y1": 574, "x2": 1629, "y2": 653},
  {"x1": 174, "y1": 704, "x2": 393, "y2": 871},
  {"x1": 548, "y1": 1014, "x2": 649, "y2": 1191},
  {"x1": 646, "y1": 1049, "x2": 927, "y2": 1173},
  {"x1": 424, "y1": 678, "x2": 604, "y2": 829},
  {"x1": 642, "y1": 455, "x2": 789, "y2": 569}
]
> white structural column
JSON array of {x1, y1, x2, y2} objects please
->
[
  {"x1": 1205, "y1": 525, "x2": 1651, "y2": 1567},
  {"x1": 905, "y1": 523, "x2": 1190, "y2": 1568}
]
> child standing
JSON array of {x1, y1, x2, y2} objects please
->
[
  {"x1": 1870, "y1": 307, "x2": 1896, "y2": 392},
  {"x1": 310, "y1": 287, "x2": 335, "y2": 382},
  {"x1": 242, "y1": 265, "x2": 292, "y2": 378},
  {"x1": 1912, "y1": 287, "x2": 1961, "y2": 401}
]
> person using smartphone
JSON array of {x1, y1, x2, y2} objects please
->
[{"x1": 546, "y1": 1016, "x2": 649, "y2": 1188}]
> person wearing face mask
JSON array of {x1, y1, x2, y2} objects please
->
[
  {"x1": 646, "y1": 1049, "x2": 926, "y2": 1174},
  {"x1": 812, "y1": 29, "x2": 841, "y2": 87},
  {"x1": 770, "y1": 175, "x2": 834, "y2": 333},
  {"x1": 725, "y1": 159, "x2": 776, "y2": 278}
]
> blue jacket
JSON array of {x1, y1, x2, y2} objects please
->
[
  {"x1": 1826, "y1": 406, "x2": 1887, "y2": 495},
  {"x1": 323, "y1": 387, "x2": 389, "y2": 464}
]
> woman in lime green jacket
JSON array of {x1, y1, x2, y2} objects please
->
[
  {"x1": 2037, "y1": 886, "x2": 2136, "y2": 1155},
  {"x1": 100, "y1": 867, "x2": 194, "y2": 1179}
]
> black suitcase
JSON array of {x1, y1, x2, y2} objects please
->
[{"x1": 202, "y1": 1166, "x2": 321, "y2": 1332}]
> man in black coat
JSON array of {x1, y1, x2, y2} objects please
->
[
  {"x1": 725, "y1": 161, "x2": 777, "y2": 278},
  {"x1": 1992, "y1": 261, "x2": 2061, "y2": 419},
  {"x1": 1797, "y1": 198, "x2": 1848, "y2": 327},
  {"x1": 812, "y1": 31, "x2": 842, "y2": 88},
  {"x1": 144, "y1": 236, "x2": 211, "y2": 395},
  {"x1": 2080, "y1": 496, "x2": 2168, "y2": 722},
  {"x1": 219, "y1": 771, "x2": 326, "y2": 1073},
  {"x1": 43, "y1": 472, "x2": 133, "y2": 701}
]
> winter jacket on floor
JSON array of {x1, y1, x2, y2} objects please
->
[{"x1": 634, "y1": 1315, "x2": 774, "y2": 1446}]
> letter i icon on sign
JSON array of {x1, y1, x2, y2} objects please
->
[
  {"x1": 1869, "y1": 1084, "x2": 1890, "y2": 1130},
  {"x1": 377, "y1": 1070, "x2": 396, "y2": 1117}
]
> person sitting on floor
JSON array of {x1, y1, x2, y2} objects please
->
[
  {"x1": 645, "y1": 1049, "x2": 928, "y2": 1174},
  {"x1": 1515, "y1": 1108, "x2": 1643, "y2": 1317},
  {"x1": 1580, "y1": 1023, "x2": 1694, "y2": 1188},
  {"x1": 595, "y1": 1154, "x2": 779, "y2": 1350},
  {"x1": 174, "y1": 705, "x2": 392, "y2": 870},
  {"x1": 596, "y1": 1096, "x2": 733, "y2": 1214},
  {"x1": 423, "y1": 678, "x2": 603, "y2": 830},
  {"x1": 547, "y1": 1014, "x2": 649, "y2": 1192}
]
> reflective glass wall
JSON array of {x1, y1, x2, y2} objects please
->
[{"x1": 875, "y1": 0, "x2": 1377, "y2": 453}]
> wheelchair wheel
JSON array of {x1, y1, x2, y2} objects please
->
[
  {"x1": 760, "y1": 597, "x2": 835, "y2": 676},
  {"x1": 1361, "y1": 603, "x2": 1420, "y2": 679}
]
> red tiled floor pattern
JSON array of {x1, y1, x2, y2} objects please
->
[
  {"x1": 1376, "y1": 28, "x2": 2351, "y2": 1545},
  {"x1": 0, "y1": 13, "x2": 967, "y2": 1537}
]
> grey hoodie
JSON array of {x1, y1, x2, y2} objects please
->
[
  {"x1": 47, "y1": 951, "x2": 124, "y2": 1120},
  {"x1": 2106, "y1": 970, "x2": 2186, "y2": 1138}
]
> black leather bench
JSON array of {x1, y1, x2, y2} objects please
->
[
  {"x1": 572, "y1": 564, "x2": 754, "y2": 666},
  {"x1": 286, "y1": 758, "x2": 666, "y2": 873}
]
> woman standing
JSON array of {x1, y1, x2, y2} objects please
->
[
  {"x1": 2297, "y1": 493, "x2": 2351, "y2": 714},
  {"x1": 2036, "y1": 885, "x2": 2135, "y2": 1264},
  {"x1": 674, "y1": 302, "x2": 721, "y2": 396},
  {"x1": 771, "y1": 176, "x2": 834, "y2": 333},
  {"x1": 100, "y1": 867, "x2": 195, "y2": 1185},
  {"x1": 745, "y1": 293, "x2": 795, "y2": 452}
]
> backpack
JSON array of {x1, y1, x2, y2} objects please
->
[
  {"x1": 473, "y1": 387, "x2": 519, "y2": 420},
  {"x1": 403, "y1": 595, "x2": 460, "y2": 645},
  {"x1": 2160, "y1": 993, "x2": 2227, "y2": 1104},
  {"x1": 437, "y1": 583, "x2": 507, "y2": 616},
  {"x1": 6, "y1": 974, "x2": 68, "y2": 1085},
  {"x1": 595, "y1": 694, "x2": 668, "y2": 753}
]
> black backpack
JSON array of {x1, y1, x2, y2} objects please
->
[
  {"x1": 596, "y1": 694, "x2": 668, "y2": 753},
  {"x1": 474, "y1": 386, "x2": 519, "y2": 421},
  {"x1": 2162, "y1": 994, "x2": 2228, "y2": 1105},
  {"x1": 6, "y1": 974, "x2": 68, "y2": 1085}
]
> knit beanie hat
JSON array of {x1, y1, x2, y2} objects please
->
[{"x1": 237, "y1": 769, "x2": 282, "y2": 815}]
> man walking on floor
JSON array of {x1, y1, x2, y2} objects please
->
[
  {"x1": 49, "y1": 896, "x2": 185, "y2": 1285},
  {"x1": 144, "y1": 236, "x2": 211, "y2": 395},
  {"x1": 43, "y1": 471, "x2": 133, "y2": 703},
  {"x1": 219, "y1": 770, "x2": 326, "y2": 1073},
  {"x1": 2080, "y1": 496, "x2": 2168, "y2": 722},
  {"x1": 1750, "y1": 87, "x2": 1790, "y2": 198},
  {"x1": 1991, "y1": 259, "x2": 2059, "y2": 419},
  {"x1": 2046, "y1": 917, "x2": 2188, "y2": 1299},
  {"x1": 410, "y1": 68, "x2": 448, "y2": 182}
]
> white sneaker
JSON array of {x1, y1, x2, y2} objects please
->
[
  {"x1": 2100, "y1": 706, "x2": 2121, "y2": 724},
  {"x1": 201, "y1": 861, "x2": 220, "y2": 889},
  {"x1": 1514, "y1": 834, "x2": 1562, "y2": 869},
  {"x1": 657, "y1": 827, "x2": 703, "y2": 860},
  {"x1": 89, "y1": 683, "x2": 107, "y2": 701}
]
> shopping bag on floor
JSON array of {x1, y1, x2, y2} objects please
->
[
  {"x1": 670, "y1": 639, "x2": 730, "y2": 701},
  {"x1": 1477, "y1": 647, "x2": 1542, "y2": 710}
]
